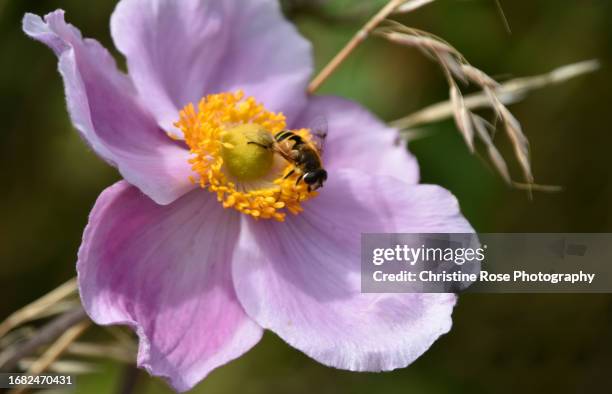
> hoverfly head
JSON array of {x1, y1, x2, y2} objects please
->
[{"x1": 304, "y1": 169, "x2": 327, "y2": 191}]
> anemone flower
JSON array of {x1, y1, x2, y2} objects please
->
[{"x1": 24, "y1": 0, "x2": 472, "y2": 391}]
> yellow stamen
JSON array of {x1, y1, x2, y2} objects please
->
[{"x1": 174, "y1": 91, "x2": 318, "y2": 222}]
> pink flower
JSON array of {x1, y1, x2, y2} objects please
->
[{"x1": 24, "y1": 1, "x2": 472, "y2": 391}]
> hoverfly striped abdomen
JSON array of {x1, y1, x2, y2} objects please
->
[{"x1": 275, "y1": 130, "x2": 305, "y2": 146}]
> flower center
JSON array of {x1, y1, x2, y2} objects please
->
[
  {"x1": 173, "y1": 91, "x2": 318, "y2": 222},
  {"x1": 220, "y1": 124, "x2": 274, "y2": 181}
]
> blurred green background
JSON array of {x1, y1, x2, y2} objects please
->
[{"x1": 2, "y1": 0, "x2": 612, "y2": 393}]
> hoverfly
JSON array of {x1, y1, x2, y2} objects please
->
[{"x1": 249, "y1": 117, "x2": 328, "y2": 192}]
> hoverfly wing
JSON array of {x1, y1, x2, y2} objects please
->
[{"x1": 307, "y1": 115, "x2": 328, "y2": 154}]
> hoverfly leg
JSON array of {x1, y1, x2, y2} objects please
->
[
  {"x1": 284, "y1": 169, "x2": 295, "y2": 179},
  {"x1": 247, "y1": 141, "x2": 272, "y2": 150}
]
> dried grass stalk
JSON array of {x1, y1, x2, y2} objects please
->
[
  {"x1": 18, "y1": 359, "x2": 98, "y2": 374},
  {"x1": 0, "y1": 278, "x2": 78, "y2": 339},
  {"x1": 472, "y1": 115, "x2": 511, "y2": 183},
  {"x1": 395, "y1": 0, "x2": 435, "y2": 14},
  {"x1": 377, "y1": 19, "x2": 598, "y2": 187},
  {"x1": 391, "y1": 60, "x2": 599, "y2": 129},
  {"x1": 8, "y1": 320, "x2": 89, "y2": 394},
  {"x1": 449, "y1": 82, "x2": 475, "y2": 153},
  {"x1": 308, "y1": 0, "x2": 435, "y2": 93}
]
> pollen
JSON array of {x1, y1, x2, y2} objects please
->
[{"x1": 174, "y1": 91, "x2": 317, "y2": 221}]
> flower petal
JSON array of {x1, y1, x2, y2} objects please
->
[
  {"x1": 111, "y1": 0, "x2": 312, "y2": 132},
  {"x1": 23, "y1": 11, "x2": 195, "y2": 205},
  {"x1": 232, "y1": 170, "x2": 472, "y2": 372},
  {"x1": 295, "y1": 96, "x2": 420, "y2": 184},
  {"x1": 78, "y1": 182, "x2": 262, "y2": 392}
]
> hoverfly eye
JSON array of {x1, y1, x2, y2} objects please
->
[
  {"x1": 303, "y1": 172, "x2": 318, "y2": 185},
  {"x1": 319, "y1": 169, "x2": 328, "y2": 181},
  {"x1": 303, "y1": 170, "x2": 327, "y2": 187}
]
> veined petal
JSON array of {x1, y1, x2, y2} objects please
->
[
  {"x1": 111, "y1": 0, "x2": 312, "y2": 133},
  {"x1": 78, "y1": 182, "x2": 262, "y2": 392},
  {"x1": 232, "y1": 170, "x2": 472, "y2": 372},
  {"x1": 295, "y1": 96, "x2": 420, "y2": 184},
  {"x1": 23, "y1": 11, "x2": 196, "y2": 205}
]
